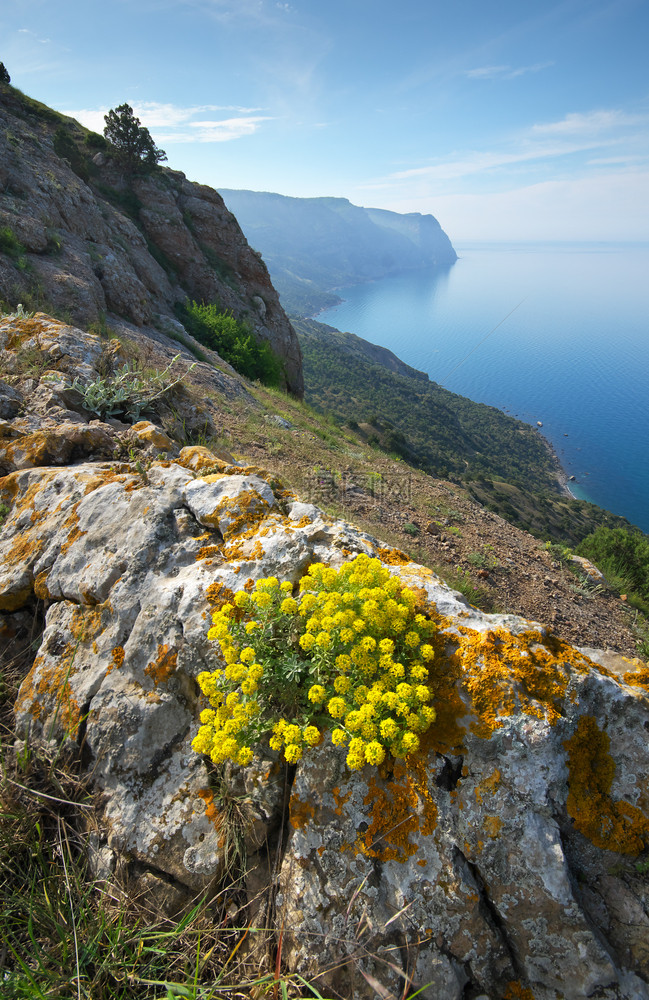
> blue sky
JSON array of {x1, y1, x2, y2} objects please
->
[{"x1": 3, "y1": 0, "x2": 649, "y2": 240}]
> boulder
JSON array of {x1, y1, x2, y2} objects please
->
[{"x1": 1, "y1": 450, "x2": 648, "y2": 999}]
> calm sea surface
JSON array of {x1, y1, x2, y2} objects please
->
[{"x1": 318, "y1": 242, "x2": 649, "y2": 533}]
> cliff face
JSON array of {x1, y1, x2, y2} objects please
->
[{"x1": 0, "y1": 87, "x2": 303, "y2": 395}]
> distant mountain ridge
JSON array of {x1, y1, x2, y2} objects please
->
[{"x1": 219, "y1": 190, "x2": 457, "y2": 314}]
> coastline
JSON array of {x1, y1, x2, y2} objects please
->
[{"x1": 537, "y1": 432, "x2": 576, "y2": 499}]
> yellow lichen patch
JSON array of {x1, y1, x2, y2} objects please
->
[
  {"x1": 289, "y1": 792, "x2": 316, "y2": 831},
  {"x1": 332, "y1": 785, "x2": 351, "y2": 817},
  {"x1": 107, "y1": 646, "x2": 125, "y2": 674},
  {"x1": 196, "y1": 544, "x2": 223, "y2": 561},
  {"x1": 249, "y1": 540, "x2": 265, "y2": 561},
  {"x1": 564, "y1": 715, "x2": 649, "y2": 855},
  {"x1": 376, "y1": 546, "x2": 411, "y2": 566},
  {"x1": 223, "y1": 540, "x2": 245, "y2": 562},
  {"x1": 0, "y1": 577, "x2": 33, "y2": 611},
  {"x1": 213, "y1": 489, "x2": 272, "y2": 540},
  {"x1": 455, "y1": 627, "x2": 595, "y2": 737},
  {"x1": 357, "y1": 758, "x2": 437, "y2": 863},
  {"x1": 144, "y1": 644, "x2": 178, "y2": 687},
  {"x1": 177, "y1": 447, "x2": 230, "y2": 472},
  {"x1": 474, "y1": 769, "x2": 501, "y2": 805},
  {"x1": 33, "y1": 569, "x2": 52, "y2": 601},
  {"x1": 504, "y1": 982, "x2": 535, "y2": 1000},
  {"x1": 70, "y1": 603, "x2": 108, "y2": 642},
  {"x1": 622, "y1": 661, "x2": 649, "y2": 692},
  {"x1": 15, "y1": 650, "x2": 81, "y2": 738},
  {"x1": 483, "y1": 815, "x2": 503, "y2": 839},
  {"x1": 205, "y1": 582, "x2": 236, "y2": 611}
]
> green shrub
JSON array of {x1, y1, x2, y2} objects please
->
[
  {"x1": 577, "y1": 526, "x2": 649, "y2": 606},
  {"x1": 52, "y1": 126, "x2": 90, "y2": 181},
  {"x1": 50, "y1": 354, "x2": 194, "y2": 422},
  {"x1": 0, "y1": 226, "x2": 26, "y2": 261},
  {"x1": 176, "y1": 300, "x2": 282, "y2": 387}
]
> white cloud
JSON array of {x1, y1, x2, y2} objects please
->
[
  {"x1": 530, "y1": 109, "x2": 647, "y2": 136},
  {"x1": 161, "y1": 116, "x2": 274, "y2": 143},
  {"x1": 60, "y1": 102, "x2": 273, "y2": 142},
  {"x1": 379, "y1": 139, "x2": 613, "y2": 185},
  {"x1": 466, "y1": 61, "x2": 552, "y2": 80},
  {"x1": 366, "y1": 106, "x2": 648, "y2": 190}
]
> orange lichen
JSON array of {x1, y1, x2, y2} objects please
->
[
  {"x1": 196, "y1": 544, "x2": 223, "y2": 561},
  {"x1": 107, "y1": 646, "x2": 125, "y2": 674},
  {"x1": 289, "y1": 792, "x2": 316, "y2": 831},
  {"x1": 564, "y1": 715, "x2": 649, "y2": 855},
  {"x1": 249, "y1": 540, "x2": 265, "y2": 561},
  {"x1": 332, "y1": 785, "x2": 351, "y2": 817},
  {"x1": 483, "y1": 815, "x2": 503, "y2": 839},
  {"x1": 623, "y1": 662, "x2": 649, "y2": 691},
  {"x1": 197, "y1": 788, "x2": 221, "y2": 827},
  {"x1": 504, "y1": 982, "x2": 535, "y2": 1000},
  {"x1": 144, "y1": 644, "x2": 178, "y2": 686},
  {"x1": 212, "y1": 488, "x2": 271, "y2": 540},
  {"x1": 454, "y1": 627, "x2": 595, "y2": 738},
  {"x1": 474, "y1": 769, "x2": 501, "y2": 805},
  {"x1": 357, "y1": 757, "x2": 437, "y2": 863},
  {"x1": 205, "y1": 581, "x2": 235, "y2": 611},
  {"x1": 15, "y1": 650, "x2": 81, "y2": 738},
  {"x1": 376, "y1": 546, "x2": 411, "y2": 566},
  {"x1": 33, "y1": 569, "x2": 52, "y2": 601}
]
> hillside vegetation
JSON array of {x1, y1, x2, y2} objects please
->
[{"x1": 293, "y1": 316, "x2": 637, "y2": 546}]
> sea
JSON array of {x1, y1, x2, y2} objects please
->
[{"x1": 318, "y1": 242, "x2": 649, "y2": 534}]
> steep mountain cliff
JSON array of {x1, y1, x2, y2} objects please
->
[
  {"x1": 0, "y1": 85, "x2": 303, "y2": 395},
  {"x1": 219, "y1": 189, "x2": 457, "y2": 314}
]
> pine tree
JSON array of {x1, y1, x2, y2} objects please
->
[
  {"x1": 0, "y1": 63, "x2": 10, "y2": 85},
  {"x1": 103, "y1": 103, "x2": 166, "y2": 173}
]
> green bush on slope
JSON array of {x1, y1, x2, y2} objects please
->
[
  {"x1": 176, "y1": 300, "x2": 282, "y2": 387},
  {"x1": 578, "y1": 526, "x2": 649, "y2": 613}
]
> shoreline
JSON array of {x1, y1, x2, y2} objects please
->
[{"x1": 537, "y1": 432, "x2": 575, "y2": 499}]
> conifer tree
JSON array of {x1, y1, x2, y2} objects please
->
[
  {"x1": 0, "y1": 63, "x2": 10, "y2": 85},
  {"x1": 103, "y1": 103, "x2": 166, "y2": 173}
]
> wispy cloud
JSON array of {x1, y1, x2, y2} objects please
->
[
  {"x1": 366, "y1": 107, "x2": 649, "y2": 190},
  {"x1": 530, "y1": 109, "x2": 646, "y2": 136},
  {"x1": 61, "y1": 101, "x2": 273, "y2": 142},
  {"x1": 159, "y1": 116, "x2": 274, "y2": 143},
  {"x1": 466, "y1": 61, "x2": 552, "y2": 80},
  {"x1": 18, "y1": 27, "x2": 52, "y2": 45}
]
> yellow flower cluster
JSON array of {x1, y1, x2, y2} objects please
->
[{"x1": 192, "y1": 555, "x2": 437, "y2": 772}]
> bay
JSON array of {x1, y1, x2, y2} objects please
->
[{"x1": 318, "y1": 242, "x2": 649, "y2": 533}]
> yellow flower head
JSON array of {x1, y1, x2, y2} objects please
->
[
  {"x1": 303, "y1": 726, "x2": 321, "y2": 747},
  {"x1": 308, "y1": 684, "x2": 326, "y2": 704},
  {"x1": 284, "y1": 743, "x2": 302, "y2": 764},
  {"x1": 327, "y1": 696, "x2": 347, "y2": 719}
]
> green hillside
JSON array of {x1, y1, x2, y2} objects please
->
[{"x1": 295, "y1": 316, "x2": 638, "y2": 544}]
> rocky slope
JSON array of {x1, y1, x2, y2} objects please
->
[
  {"x1": 1, "y1": 311, "x2": 648, "y2": 1000},
  {"x1": 0, "y1": 85, "x2": 302, "y2": 395}
]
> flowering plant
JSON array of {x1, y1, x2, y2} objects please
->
[{"x1": 193, "y1": 554, "x2": 436, "y2": 772}]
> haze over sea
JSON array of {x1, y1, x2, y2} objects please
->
[{"x1": 319, "y1": 242, "x2": 649, "y2": 534}]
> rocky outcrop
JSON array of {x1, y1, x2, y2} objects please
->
[
  {"x1": 1, "y1": 315, "x2": 649, "y2": 1000},
  {"x1": 0, "y1": 87, "x2": 302, "y2": 394}
]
